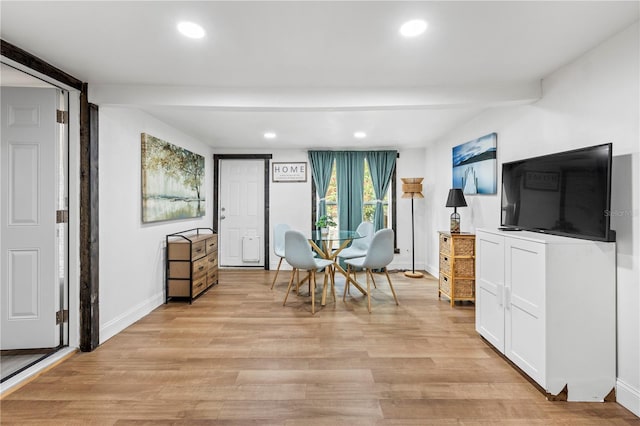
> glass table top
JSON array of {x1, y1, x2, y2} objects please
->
[{"x1": 310, "y1": 230, "x2": 364, "y2": 242}]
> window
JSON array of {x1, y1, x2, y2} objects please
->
[
  {"x1": 314, "y1": 159, "x2": 395, "y2": 232},
  {"x1": 363, "y1": 160, "x2": 390, "y2": 227}
]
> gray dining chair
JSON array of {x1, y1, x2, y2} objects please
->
[
  {"x1": 283, "y1": 230, "x2": 335, "y2": 315},
  {"x1": 344, "y1": 228, "x2": 398, "y2": 313},
  {"x1": 270, "y1": 223, "x2": 291, "y2": 289},
  {"x1": 337, "y1": 221, "x2": 374, "y2": 260}
]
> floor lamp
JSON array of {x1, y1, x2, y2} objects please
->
[{"x1": 401, "y1": 178, "x2": 424, "y2": 278}]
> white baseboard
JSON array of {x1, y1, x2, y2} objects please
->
[
  {"x1": 617, "y1": 379, "x2": 640, "y2": 417},
  {"x1": 387, "y1": 261, "x2": 427, "y2": 272},
  {"x1": 100, "y1": 292, "x2": 164, "y2": 344},
  {"x1": 425, "y1": 264, "x2": 439, "y2": 278}
]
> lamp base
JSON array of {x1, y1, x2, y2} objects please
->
[
  {"x1": 450, "y1": 211, "x2": 461, "y2": 233},
  {"x1": 404, "y1": 271, "x2": 424, "y2": 278}
]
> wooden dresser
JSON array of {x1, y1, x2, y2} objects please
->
[
  {"x1": 166, "y1": 228, "x2": 218, "y2": 303},
  {"x1": 438, "y1": 231, "x2": 475, "y2": 306}
]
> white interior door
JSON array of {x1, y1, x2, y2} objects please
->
[
  {"x1": 1, "y1": 86, "x2": 60, "y2": 349},
  {"x1": 219, "y1": 159, "x2": 265, "y2": 267}
]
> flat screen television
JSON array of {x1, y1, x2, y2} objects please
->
[{"x1": 501, "y1": 143, "x2": 614, "y2": 241}]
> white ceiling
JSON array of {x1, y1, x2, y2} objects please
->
[{"x1": 1, "y1": 1, "x2": 638, "y2": 149}]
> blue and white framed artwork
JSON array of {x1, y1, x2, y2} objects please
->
[{"x1": 452, "y1": 132, "x2": 497, "y2": 195}]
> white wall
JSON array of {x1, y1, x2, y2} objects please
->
[
  {"x1": 213, "y1": 147, "x2": 427, "y2": 272},
  {"x1": 424, "y1": 22, "x2": 640, "y2": 415},
  {"x1": 96, "y1": 23, "x2": 639, "y2": 415},
  {"x1": 99, "y1": 106, "x2": 214, "y2": 343},
  {"x1": 395, "y1": 149, "x2": 427, "y2": 271},
  {"x1": 212, "y1": 148, "x2": 311, "y2": 272},
  {"x1": 97, "y1": 136, "x2": 426, "y2": 343}
]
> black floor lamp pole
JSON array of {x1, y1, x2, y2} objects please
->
[
  {"x1": 411, "y1": 197, "x2": 415, "y2": 274},
  {"x1": 401, "y1": 177, "x2": 423, "y2": 278}
]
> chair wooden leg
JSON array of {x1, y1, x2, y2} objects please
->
[
  {"x1": 343, "y1": 265, "x2": 351, "y2": 301},
  {"x1": 330, "y1": 265, "x2": 336, "y2": 302},
  {"x1": 311, "y1": 270, "x2": 316, "y2": 315},
  {"x1": 321, "y1": 269, "x2": 329, "y2": 306},
  {"x1": 366, "y1": 269, "x2": 372, "y2": 313},
  {"x1": 347, "y1": 267, "x2": 358, "y2": 296},
  {"x1": 283, "y1": 268, "x2": 297, "y2": 306},
  {"x1": 270, "y1": 257, "x2": 283, "y2": 290},
  {"x1": 384, "y1": 268, "x2": 399, "y2": 305}
]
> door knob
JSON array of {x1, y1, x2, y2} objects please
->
[{"x1": 221, "y1": 215, "x2": 226, "y2": 220}]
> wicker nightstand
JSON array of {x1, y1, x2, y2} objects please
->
[{"x1": 438, "y1": 231, "x2": 475, "y2": 306}]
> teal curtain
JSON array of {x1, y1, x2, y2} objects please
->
[
  {"x1": 335, "y1": 151, "x2": 365, "y2": 232},
  {"x1": 367, "y1": 150, "x2": 397, "y2": 231},
  {"x1": 308, "y1": 151, "x2": 334, "y2": 218}
]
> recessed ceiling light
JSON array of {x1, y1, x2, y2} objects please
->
[
  {"x1": 399, "y1": 19, "x2": 427, "y2": 38},
  {"x1": 354, "y1": 131, "x2": 367, "y2": 139},
  {"x1": 177, "y1": 21, "x2": 205, "y2": 39},
  {"x1": 264, "y1": 132, "x2": 277, "y2": 139}
]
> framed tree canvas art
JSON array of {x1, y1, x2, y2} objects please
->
[
  {"x1": 141, "y1": 133, "x2": 205, "y2": 223},
  {"x1": 452, "y1": 132, "x2": 497, "y2": 195}
]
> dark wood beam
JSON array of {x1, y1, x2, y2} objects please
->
[
  {"x1": 80, "y1": 86, "x2": 100, "y2": 351},
  {"x1": 1, "y1": 39, "x2": 83, "y2": 91},
  {"x1": 2, "y1": 39, "x2": 99, "y2": 352}
]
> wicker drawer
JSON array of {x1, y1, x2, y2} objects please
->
[
  {"x1": 439, "y1": 254, "x2": 452, "y2": 275},
  {"x1": 438, "y1": 231, "x2": 476, "y2": 306},
  {"x1": 440, "y1": 232, "x2": 475, "y2": 256},
  {"x1": 440, "y1": 254, "x2": 474, "y2": 277},
  {"x1": 439, "y1": 233, "x2": 452, "y2": 255},
  {"x1": 439, "y1": 274, "x2": 475, "y2": 299},
  {"x1": 453, "y1": 238, "x2": 475, "y2": 256}
]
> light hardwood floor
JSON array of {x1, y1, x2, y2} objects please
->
[{"x1": 1, "y1": 270, "x2": 638, "y2": 425}]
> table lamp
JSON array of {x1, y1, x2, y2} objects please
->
[
  {"x1": 446, "y1": 188, "x2": 467, "y2": 233},
  {"x1": 401, "y1": 178, "x2": 424, "y2": 278}
]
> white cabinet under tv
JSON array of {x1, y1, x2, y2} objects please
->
[{"x1": 475, "y1": 228, "x2": 616, "y2": 402}]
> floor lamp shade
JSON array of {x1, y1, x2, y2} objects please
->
[
  {"x1": 401, "y1": 178, "x2": 423, "y2": 278},
  {"x1": 401, "y1": 178, "x2": 424, "y2": 199},
  {"x1": 446, "y1": 188, "x2": 467, "y2": 233}
]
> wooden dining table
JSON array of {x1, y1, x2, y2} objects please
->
[{"x1": 308, "y1": 230, "x2": 368, "y2": 304}]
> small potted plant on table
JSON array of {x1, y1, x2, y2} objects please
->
[{"x1": 315, "y1": 215, "x2": 337, "y2": 236}]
